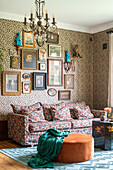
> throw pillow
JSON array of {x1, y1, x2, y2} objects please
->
[
  {"x1": 11, "y1": 102, "x2": 42, "y2": 114},
  {"x1": 23, "y1": 107, "x2": 45, "y2": 122},
  {"x1": 75, "y1": 101, "x2": 86, "y2": 109},
  {"x1": 51, "y1": 106, "x2": 72, "y2": 121}
]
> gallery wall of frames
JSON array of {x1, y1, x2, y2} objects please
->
[{"x1": 0, "y1": 19, "x2": 94, "y2": 120}]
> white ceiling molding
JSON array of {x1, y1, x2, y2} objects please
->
[{"x1": 0, "y1": 11, "x2": 113, "y2": 34}]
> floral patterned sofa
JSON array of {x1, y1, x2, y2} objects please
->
[{"x1": 8, "y1": 101, "x2": 105, "y2": 146}]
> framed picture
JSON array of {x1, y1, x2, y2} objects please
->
[
  {"x1": 39, "y1": 49, "x2": 46, "y2": 61},
  {"x1": 23, "y1": 73, "x2": 30, "y2": 79},
  {"x1": 22, "y1": 49, "x2": 37, "y2": 70},
  {"x1": 49, "y1": 45, "x2": 61, "y2": 57},
  {"x1": 64, "y1": 74, "x2": 74, "y2": 89},
  {"x1": 58, "y1": 90, "x2": 71, "y2": 100},
  {"x1": 33, "y1": 72, "x2": 47, "y2": 90},
  {"x1": 47, "y1": 31, "x2": 59, "y2": 44},
  {"x1": 10, "y1": 56, "x2": 19, "y2": 69},
  {"x1": 23, "y1": 81, "x2": 31, "y2": 94},
  {"x1": 39, "y1": 63, "x2": 46, "y2": 71},
  {"x1": 47, "y1": 59, "x2": 63, "y2": 86},
  {"x1": 2, "y1": 70, "x2": 21, "y2": 96},
  {"x1": 47, "y1": 88, "x2": 57, "y2": 96},
  {"x1": 23, "y1": 31, "x2": 35, "y2": 48}
]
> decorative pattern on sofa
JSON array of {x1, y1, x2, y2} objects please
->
[{"x1": 8, "y1": 101, "x2": 105, "y2": 146}]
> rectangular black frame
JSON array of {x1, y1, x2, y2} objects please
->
[{"x1": 33, "y1": 72, "x2": 47, "y2": 90}]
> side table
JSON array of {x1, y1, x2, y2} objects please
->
[{"x1": 92, "y1": 120, "x2": 113, "y2": 150}]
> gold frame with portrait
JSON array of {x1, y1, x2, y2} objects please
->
[
  {"x1": 22, "y1": 49, "x2": 37, "y2": 70},
  {"x1": 64, "y1": 74, "x2": 74, "y2": 89},
  {"x1": 23, "y1": 31, "x2": 35, "y2": 48}
]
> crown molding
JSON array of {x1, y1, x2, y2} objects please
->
[{"x1": 0, "y1": 11, "x2": 113, "y2": 34}]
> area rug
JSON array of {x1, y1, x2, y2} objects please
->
[{"x1": 1, "y1": 147, "x2": 113, "y2": 170}]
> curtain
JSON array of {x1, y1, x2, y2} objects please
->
[{"x1": 108, "y1": 33, "x2": 113, "y2": 107}]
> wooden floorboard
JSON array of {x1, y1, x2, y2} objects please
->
[
  {"x1": 0, "y1": 153, "x2": 31, "y2": 170},
  {"x1": 0, "y1": 140, "x2": 31, "y2": 169}
]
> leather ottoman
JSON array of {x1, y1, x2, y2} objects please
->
[{"x1": 55, "y1": 133, "x2": 94, "y2": 163}]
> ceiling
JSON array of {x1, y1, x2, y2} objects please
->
[{"x1": 0, "y1": 0, "x2": 113, "y2": 33}]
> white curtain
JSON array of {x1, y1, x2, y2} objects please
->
[{"x1": 108, "y1": 33, "x2": 113, "y2": 107}]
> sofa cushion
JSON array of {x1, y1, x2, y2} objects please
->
[
  {"x1": 43, "y1": 102, "x2": 65, "y2": 121},
  {"x1": 71, "y1": 118, "x2": 100, "y2": 128},
  {"x1": 11, "y1": 102, "x2": 41, "y2": 114},
  {"x1": 23, "y1": 107, "x2": 45, "y2": 122},
  {"x1": 29, "y1": 120, "x2": 72, "y2": 132},
  {"x1": 51, "y1": 106, "x2": 72, "y2": 121}
]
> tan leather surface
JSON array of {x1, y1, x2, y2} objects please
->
[{"x1": 55, "y1": 133, "x2": 94, "y2": 163}]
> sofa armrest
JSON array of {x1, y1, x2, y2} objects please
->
[
  {"x1": 91, "y1": 109, "x2": 106, "y2": 118},
  {"x1": 8, "y1": 113, "x2": 29, "y2": 145}
]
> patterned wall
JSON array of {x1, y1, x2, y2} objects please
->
[
  {"x1": 93, "y1": 30, "x2": 110, "y2": 109},
  {"x1": 0, "y1": 19, "x2": 93, "y2": 120}
]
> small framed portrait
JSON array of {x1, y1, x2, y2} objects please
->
[
  {"x1": 2, "y1": 70, "x2": 21, "y2": 96},
  {"x1": 47, "y1": 88, "x2": 57, "y2": 97},
  {"x1": 49, "y1": 45, "x2": 61, "y2": 57},
  {"x1": 23, "y1": 73, "x2": 30, "y2": 79},
  {"x1": 23, "y1": 31, "x2": 35, "y2": 48},
  {"x1": 64, "y1": 74, "x2": 74, "y2": 89},
  {"x1": 47, "y1": 32, "x2": 59, "y2": 44},
  {"x1": 72, "y1": 66, "x2": 75, "y2": 72},
  {"x1": 39, "y1": 49, "x2": 46, "y2": 61},
  {"x1": 22, "y1": 49, "x2": 37, "y2": 70},
  {"x1": 33, "y1": 72, "x2": 47, "y2": 90},
  {"x1": 10, "y1": 56, "x2": 19, "y2": 69},
  {"x1": 39, "y1": 63, "x2": 46, "y2": 71},
  {"x1": 23, "y1": 81, "x2": 31, "y2": 94},
  {"x1": 58, "y1": 90, "x2": 71, "y2": 100}
]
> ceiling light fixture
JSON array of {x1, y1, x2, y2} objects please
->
[{"x1": 23, "y1": 0, "x2": 58, "y2": 47}]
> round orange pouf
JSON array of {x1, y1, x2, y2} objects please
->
[{"x1": 55, "y1": 133, "x2": 94, "y2": 163}]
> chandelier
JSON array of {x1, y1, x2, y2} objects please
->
[{"x1": 23, "y1": 0, "x2": 57, "y2": 47}]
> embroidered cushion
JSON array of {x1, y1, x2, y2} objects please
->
[
  {"x1": 73, "y1": 106, "x2": 94, "y2": 119},
  {"x1": 75, "y1": 101, "x2": 86, "y2": 109},
  {"x1": 11, "y1": 102, "x2": 42, "y2": 114},
  {"x1": 43, "y1": 102, "x2": 66, "y2": 121},
  {"x1": 51, "y1": 106, "x2": 72, "y2": 121},
  {"x1": 23, "y1": 107, "x2": 45, "y2": 122}
]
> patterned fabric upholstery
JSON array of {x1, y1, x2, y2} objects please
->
[
  {"x1": 11, "y1": 102, "x2": 41, "y2": 114},
  {"x1": 71, "y1": 118, "x2": 100, "y2": 128},
  {"x1": 51, "y1": 106, "x2": 72, "y2": 121},
  {"x1": 22, "y1": 107, "x2": 45, "y2": 122},
  {"x1": 29, "y1": 120, "x2": 71, "y2": 132},
  {"x1": 91, "y1": 109, "x2": 106, "y2": 118}
]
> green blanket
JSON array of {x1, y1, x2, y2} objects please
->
[{"x1": 28, "y1": 128, "x2": 70, "y2": 168}]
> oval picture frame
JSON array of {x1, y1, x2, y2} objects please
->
[
  {"x1": 47, "y1": 88, "x2": 57, "y2": 96},
  {"x1": 23, "y1": 73, "x2": 30, "y2": 79}
]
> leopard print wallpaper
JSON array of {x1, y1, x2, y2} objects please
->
[{"x1": 0, "y1": 18, "x2": 94, "y2": 120}]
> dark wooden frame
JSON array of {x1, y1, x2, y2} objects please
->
[
  {"x1": 23, "y1": 31, "x2": 35, "y2": 48},
  {"x1": 47, "y1": 31, "x2": 59, "y2": 44},
  {"x1": 47, "y1": 59, "x2": 63, "y2": 86},
  {"x1": 3, "y1": 70, "x2": 21, "y2": 96},
  {"x1": 47, "y1": 88, "x2": 57, "y2": 96},
  {"x1": 49, "y1": 45, "x2": 61, "y2": 57},
  {"x1": 33, "y1": 72, "x2": 47, "y2": 90},
  {"x1": 10, "y1": 56, "x2": 19, "y2": 69},
  {"x1": 22, "y1": 49, "x2": 37, "y2": 70},
  {"x1": 64, "y1": 74, "x2": 74, "y2": 89},
  {"x1": 58, "y1": 90, "x2": 71, "y2": 100}
]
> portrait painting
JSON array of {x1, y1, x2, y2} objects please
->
[
  {"x1": 23, "y1": 31, "x2": 35, "y2": 48},
  {"x1": 64, "y1": 74, "x2": 74, "y2": 89},
  {"x1": 23, "y1": 81, "x2": 31, "y2": 94},
  {"x1": 39, "y1": 49, "x2": 46, "y2": 61},
  {"x1": 47, "y1": 32, "x2": 59, "y2": 44},
  {"x1": 49, "y1": 45, "x2": 61, "y2": 57},
  {"x1": 33, "y1": 72, "x2": 47, "y2": 90},
  {"x1": 3, "y1": 71, "x2": 21, "y2": 96},
  {"x1": 22, "y1": 49, "x2": 37, "y2": 70},
  {"x1": 10, "y1": 56, "x2": 19, "y2": 69}
]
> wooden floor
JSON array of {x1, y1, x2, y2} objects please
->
[{"x1": 0, "y1": 140, "x2": 31, "y2": 170}]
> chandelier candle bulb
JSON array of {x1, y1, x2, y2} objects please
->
[
  {"x1": 31, "y1": 10, "x2": 33, "y2": 20},
  {"x1": 24, "y1": 13, "x2": 26, "y2": 24},
  {"x1": 53, "y1": 14, "x2": 55, "y2": 24},
  {"x1": 46, "y1": 10, "x2": 48, "y2": 19}
]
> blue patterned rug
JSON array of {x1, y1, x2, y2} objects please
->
[{"x1": 1, "y1": 147, "x2": 113, "y2": 170}]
